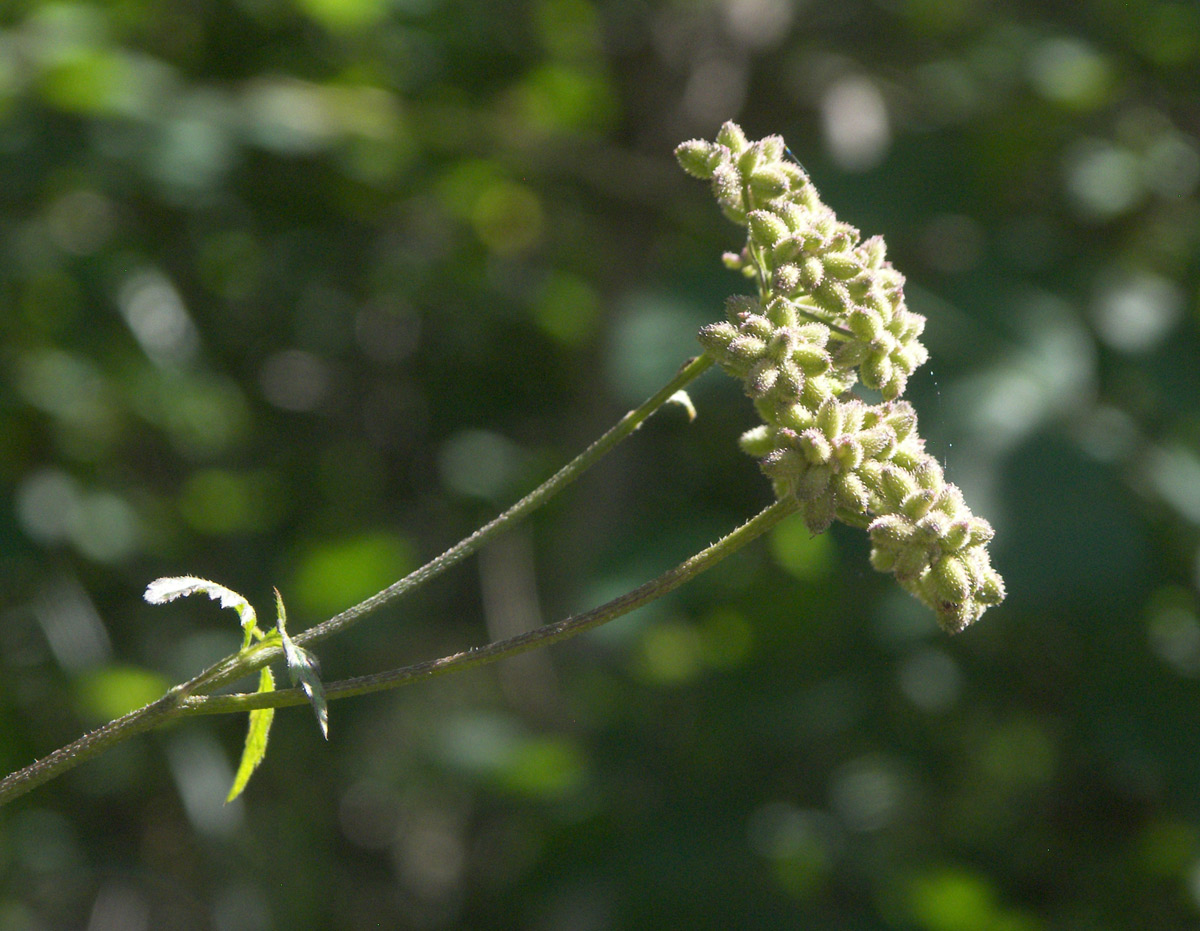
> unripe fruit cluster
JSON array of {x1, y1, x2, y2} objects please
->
[{"x1": 678, "y1": 123, "x2": 1004, "y2": 632}]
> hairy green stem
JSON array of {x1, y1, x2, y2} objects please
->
[
  {"x1": 0, "y1": 354, "x2": 713, "y2": 806},
  {"x1": 0, "y1": 693, "x2": 184, "y2": 805},
  {"x1": 151, "y1": 354, "x2": 715, "y2": 702},
  {"x1": 181, "y1": 497, "x2": 798, "y2": 715}
]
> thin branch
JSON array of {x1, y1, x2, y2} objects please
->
[
  {"x1": 0, "y1": 693, "x2": 183, "y2": 806},
  {"x1": 181, "y1": 497, "x2": 800, "y2": 716},
  {"x1": 0, "y1": 355, "x2": 715, "y2": 806}
]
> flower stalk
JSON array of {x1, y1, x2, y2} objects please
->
[
  {"x1": 0, "y1": 354, "x2": 713, "y2": 806},
  {"x1": 0, "y1": 122, "x2": 1006, "y2": 808},
  {"x1": 677, "y1": 122, "x2": 1004, "y2": 631}
]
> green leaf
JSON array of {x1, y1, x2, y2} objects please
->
[
  {"x1": 144, "y1": 575, "x2": 263, "y2": 648},
  {"x1": 226, "y1": 667, "x2": 276, "y2": 803},
  {"x1": 275, "y1": 588, "x2": 329, "y2": 739}
]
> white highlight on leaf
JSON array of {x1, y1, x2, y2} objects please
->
[
  {"x1": 667, "y1": 390, "x2": 697, "y2": 422},
  {"x1": 144, "y1": 575, "x2": 258, "y2": 640}
]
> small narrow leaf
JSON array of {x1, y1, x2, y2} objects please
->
[
  {"x1": 666, "y1": 389, "x2": 698, "y2": 422},
  {"x1": 275, "y1": 588, "x2": 329, "y2": 740},
  {"x1": 145, "y1": 575, "x2": 262, "y2": 648},
  {"x1": 226, "y1": 667, "x2": 276, "y2": 802}
]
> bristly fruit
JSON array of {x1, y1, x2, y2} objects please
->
[{"x1": 676, "y1": 123, "x2": 1004, "y2": 632}]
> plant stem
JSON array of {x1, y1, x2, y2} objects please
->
[
  {"x1": 0, "y1": 354, "x2": 715, "y2": 805},
  {"x1": 0, "y1": 693, "x2": 184, "y2": 805},
  {"x1": 182, "y1": 496, "x2": 799, "y2": 715},
  {"x1": 297, "y1": 353, "x2": 716, "y2": 649},
  {"x1": 0, "y1": 496, "x2": 796, "y2": 805},
  {"x1": 167, "y1": 353, "x2": 715, "y2": 699}
]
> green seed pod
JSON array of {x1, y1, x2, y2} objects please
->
[
  {"x1": 776, "y1": 360, "x2": 805, "y2": 397},
  {"x1": 832, "y1": 340, "x2": 869, "y2": 369},
  {"x1": 743, "y1": 313, "x2": 775, "y2": 340},
  {"x1": 934, "y1": 599, "x2": 978, "y2": 635},
  {"x1": 791, "y1": 343, "x2": 831, "y2": 374},
  {"x1": 863, "y1": 287, "x2": 894, "y2": 319},
  {"x1": 977, "y1": 566, "x2": 1006, "y2": 605},
  {"x1": 698, "y1": 321, "x2": 738, "y2": 354},
  {"x1": 795, "y1": 184, "x2": 821, "y2": 211},
  {"x1": 847, "y1": 306, "x2": 884, "y2": 342},
  {"x1": 967, "y1": 518, "x2": 995, "y2": 548},
  {"x1": 749, "y1": 167, "x2": 790, "y2": 202},
  {"x1": 728, "y1": 334, "x2": 768, "y2": 361},
  {"x1": 915, "y1": 509, "x2": 950, "y2": 542},
  {"x1": 675, "y1": 139, "x2": 722, "y2": 179},
  {"x1": 836, "y1": 471, "x2": 871, "y2": 511},
  {"x1": 896, "y1": 308, "x2": 926, "y2": 340},
  {"x1": 857, "y1": 458, "x2": 887, "y2": 493},
  {"x1": 901, "y1": 488, "x2": 938, "y2": 521},
  {"x1": 934, "y1": 484, "x2": 965, "y2": 517},
  {"x1": 835, "y1": 435, "x2": 865, "y2": 471},
  {"x1": 911, "y1": 456, "x2": 945, "y2": 492},
  {"x1": 716, "y1": 121, "x2": 749, "y2": 155},
  {"x1": 777, "y1": 402, "x2": 816, "y2": 431},
  {"x1": 712, "y1": 164, "x2": 744, "y2": 216},
  {"x1": 859, "y1": 425, "x2": 898, "y2": 460},
  {"x1": 869, "y1": 513, "x2": 912, "y2": 546},
  {"x1": 803, "y1": 494, "x2": 837, "y2": 534},
  {"x1": 870, "y1": 546, "x2": 899, "y2": 572},
  {"x1": 930, "y1": 555, "x2": 972, "y2": 603},
  {"x1": 761, "y1": 447, "x2": 802, "y2": 490},
  {"x1": 876, "y1": 267, "x2": 904, "y2": 292},
  {"x1": 892, "y1": 545, "x2": 932, "y2": 582},
  {"x1": 797, "y1": 463, "x2": 833, "y2": 500},
  {"x1": 798, "y1": 255, "x2": 825, "y2": 291},
  {"x1": 771, "y1": 236, "x2": 802, "y2": 266},
  {"x1": 827, "y1": 227, "x2": 857, "y2": 252},
  {"x1": 940, "y1": 520, "x2": 974, "y2": 552},
  {"x1": 738, "y1": 424, "x2": 776, "y2": 457},
  {"x1": 862, "y1": 352, "x2": 895, "y2": 393},
  {"x1": 799, "y1": 428, "x2": 833, "y2": 464},
  {"x1": 765, "y1": 297, "x2": 800, "y2": 328},
  {"x1": 881, "y1": 370, "x2": 907, "y2": 401},
  {"x1": 757, "y1": 135, "x2": 787, "y2": 164},
  {"x1": 748, "y1": 359, "x2": 779, "y2": 397},
  {"x1": 841, "y1": 398, "x2": 868, "y2": 433},
  {"x1": 774, "y1": 263, "x2": 801, "y2": 294},
  {"x1": 814, "y1": 398, "x2": 844, "y2": 439},
  {"x1": 822, "y1": 251, "x2": 862, "y2": 280},
  {"x1": 859, "y1": 235, "x2": 887, "y2": 268},
  {"x1": 813, "y1": 278, "x2": 852, "y2": 315},
  {"x1": 879, "y1": 465, "x2": 918, "y2": 506},
  {"x1": 883, "y1": 402, "x2": 917, "y2": 441},
  {"x1": 780, "y1": 164, "x2": 809, "y2": 191},
  {"x1": 747, "y1": 209, "x2": 790, "y2": 248},
  {"x1": 777, "y1": 202, "x2": 807, "y2": 230}
]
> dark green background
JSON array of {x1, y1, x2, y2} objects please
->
[{"x1": 2, "y1": 0, "x2": 1199, "y2": 927}]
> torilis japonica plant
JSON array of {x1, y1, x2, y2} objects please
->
[{"x1": 0, "y1": 123, "x2": 1004, "y2": 807}]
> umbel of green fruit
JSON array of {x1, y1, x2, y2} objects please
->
[{"x1": 677, "y1": 122, "x2": 1004, "y2": 632}]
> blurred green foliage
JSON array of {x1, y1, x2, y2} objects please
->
[{"x1": 1, "y1": 0, "x2": 1199, "y2": 928}]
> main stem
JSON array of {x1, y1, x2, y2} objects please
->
[{"x1": 0, "y1": 354, "x2": 713, "y2": 805}]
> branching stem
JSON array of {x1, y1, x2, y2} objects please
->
[
  {"x1": 180, "y1": 497, "x2": 798, "y2": 715},
  {"x1": 0, "y1": 354, "x2": 717, "y2": 806}
]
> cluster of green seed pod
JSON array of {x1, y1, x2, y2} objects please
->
[{"x1": 677, "y1": 122, "x2": 1004, "y2": 632}]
